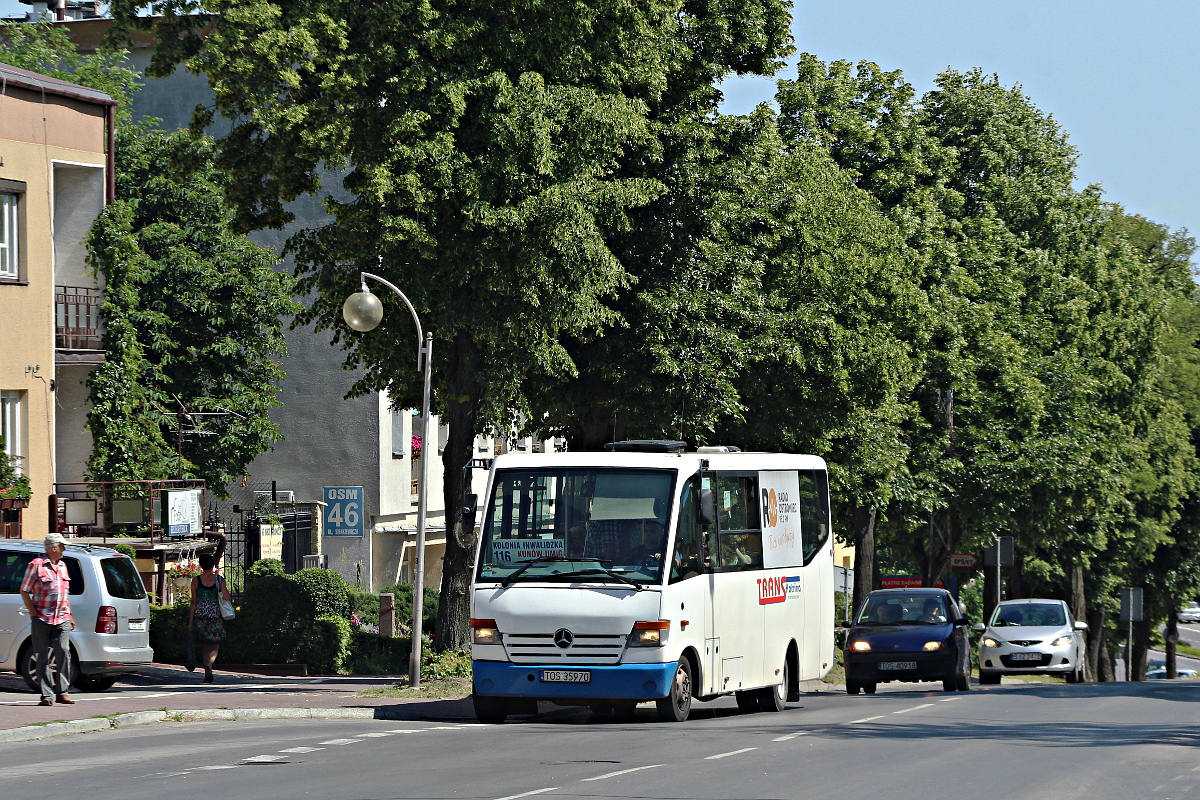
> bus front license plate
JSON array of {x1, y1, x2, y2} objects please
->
[
  {"x1": 878, "y1": 661, "x2": 917, "y2": 670},
  {"x1": 541, "y1": 670, "x2": 591, "y2": 683}
]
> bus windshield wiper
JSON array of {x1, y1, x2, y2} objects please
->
[
  {"x1": 552, "y1": 568, "x2": 644, "y2": 591},
  {"x1": 500, "y1": 557, "x2": 576, "y2": 588}
]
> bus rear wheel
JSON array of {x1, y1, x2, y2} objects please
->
[
  {"x1": 472, "y1": 693, "x2": 509, "y2": 724},
  {"x1": 656, "y1": 658, "x2": 693, "y2": 722},
  {"x1": 759, "y1": 659, "x2": 788, "y2": 712}
]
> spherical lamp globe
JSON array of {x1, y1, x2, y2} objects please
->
[{"x1": 343, "y1": 291, "x2": 384, "y2": 332}]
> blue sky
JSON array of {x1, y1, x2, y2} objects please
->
[
  {"x1": 726, "y1": 1, "x2": 1200, "y2": 242},
  {"x1": 3, "y1": 1, "x2": 1197, "y2": 242}
]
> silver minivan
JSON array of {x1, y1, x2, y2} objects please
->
[{"x1": 0, "y1": 540, "x2": 153, "y2": 691}]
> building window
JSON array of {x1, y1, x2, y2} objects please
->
[
  {"x1": 0, "y1": 391, "x2": 22, "y2": 476},
  {"x1": 0, "y1": 192, "x2": 18, "y2": 281}
]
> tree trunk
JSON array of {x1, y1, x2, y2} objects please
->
[
  {"x1": 573, "y1": 404, "x2": 626, "y2": 451},
  {"x1": 1131, "y1": 618, "x2": 1151, "y2": 681},
  {"x1": 1086, "y1": 606, "x2": 1111, "y2": 681},
  {"x1": 1069, "y1": 564, "x2": 1089, "y2": 681},
  {"x1": 1165, "y1": 591, "x2": 1178, "y2": 679},
  {"x1": 434, "y1": 329, "x2": 481, "y2": 652},
  {"x1": 851, "y1": 505, "x2": 877, "y2": 618}
]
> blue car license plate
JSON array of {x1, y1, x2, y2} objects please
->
[
  {"x1": 541, "y1": 670, "x2": 591, "y2": 683},
  {"x1": 879, "y1": 661, "x2": 917, "y2": 670}
]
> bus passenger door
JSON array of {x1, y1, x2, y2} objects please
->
[{"x1": 708, "y1": 473, "x2": 766, "y2": 691}]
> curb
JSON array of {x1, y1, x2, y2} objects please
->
[{"x1": 0, "y1": 707, "x2": 417, "y2": 745}]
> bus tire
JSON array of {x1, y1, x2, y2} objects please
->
[
  {"x1": 472, "y1": 693, "x2": 509, "y2": 724},
  {"x1": 656, "y1": 658, "x2": 693, "y2": 722},
  {"x1": 760, "y1": 659, "x2": 787, "y2": 712},
  {"x1": 735, "y1": 690, "x2": 760, "y2": 713}
]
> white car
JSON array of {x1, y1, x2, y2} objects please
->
[
  {"x1": 0, "y1": 540, "x2": 153, "y2": 692},
  {"x1": 974, "y1": 598, "x2": 1088, "y2": 684},
  {"x1": 1178, "y1": 602, "x2": 1200, "y2": 624}
]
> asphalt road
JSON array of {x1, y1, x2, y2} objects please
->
[{"x1": 2, "y1": 680, "x2": 1197, "y2": 800}]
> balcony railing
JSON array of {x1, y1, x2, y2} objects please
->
[{"x1": 55, "y1": 285, "x2": 102, "y2": 350}]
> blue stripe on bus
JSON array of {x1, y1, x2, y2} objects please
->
[{"x1": 472, "y1": 661, "x2": 679, "y2": 700}]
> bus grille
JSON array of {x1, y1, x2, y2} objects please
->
[{"x1": 503, "y1": 632, "x2": 627, "y2": 665}]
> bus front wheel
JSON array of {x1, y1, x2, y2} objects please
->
[
  {"x1": 472, "y1": 693, "x2": 509, "y2": 724},
  {"x1": 657, "y1": 658, "x2": 693, "y2": 722}
]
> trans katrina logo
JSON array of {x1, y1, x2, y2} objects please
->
[{"x1": 758, "y1": 575, "x2": 801, "y2": 604}]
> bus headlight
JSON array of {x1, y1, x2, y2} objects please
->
[
  {"x1": 629, "y1": 620, "x2": 670, "y2": 647},
  {"x1": 471, "y1": 618, "x2": 500, "y2": 645}
]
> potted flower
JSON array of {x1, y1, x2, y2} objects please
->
[
  {"x1": 411, "y1": 434, "x2": 422, "y2": 459},
  {"x1": 0, "y1": 475, "x2": 31, "y2": 510},
  {"x1": 168, "y1": 560, "x2": 202, "y2": 587}
]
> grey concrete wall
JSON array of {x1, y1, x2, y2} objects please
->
[{"x1": 53, "y1": 363, "x2": 93, "y2": 484}]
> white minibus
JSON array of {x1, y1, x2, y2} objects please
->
[{"x1": 469, "y1": 441, "x2": 834, "y2": 722}]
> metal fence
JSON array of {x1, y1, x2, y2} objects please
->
[{"x1": 221, "y1": 507, "x2": 315, "y2": 601}]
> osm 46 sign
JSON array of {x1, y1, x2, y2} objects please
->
[{"x1": 323, "y1": 486, "x2": 365, "y2": 537}]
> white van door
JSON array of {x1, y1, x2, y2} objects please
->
[{"x1": 0, "y1": 549, "x2": 35, "y2": 668}]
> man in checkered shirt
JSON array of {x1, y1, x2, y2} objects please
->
[{"x1": 19, "y1": 533, "x2": 75, "y2": 706}]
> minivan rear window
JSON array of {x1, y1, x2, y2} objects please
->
[
  {"x1": 0, "y1": 551, "x2": 84, "y2": 595},
  {"x1": 101, "y1": 557, "x2": 147, "y2": 600}
]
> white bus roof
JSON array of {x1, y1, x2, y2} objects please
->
[{"x1": 486, "y1": 451, "x2": 827, "y2": 473}]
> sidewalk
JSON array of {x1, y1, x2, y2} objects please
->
[{"x1": 0, "y1": 663, "x2": 476, "y2": 739}]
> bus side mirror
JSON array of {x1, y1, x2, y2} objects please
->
[
  {"x1": 698, "y1": 489, "x2": 716, "y2": 527},
  {"x1": 462, "y1": 493, "x2": 478, "y2": 517}
]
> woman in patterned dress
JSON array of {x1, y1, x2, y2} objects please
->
[{"x1": 187, "y1": 552, "x2": 231, "y2": 683}]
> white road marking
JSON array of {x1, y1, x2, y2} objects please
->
[
  {"x1": 318, "y1": 739, "x2": 361, "y2": 745},
  {"x1": 939, "y1": 696, "x2": 963, "y2": 702},
  {"x1": 847, "y1": 715, "x2": 885, "y2": 724},
  {"x1": 494, "y1": 788, "x2": 559, "y2": 800},
  {"x1": 279, "y1": 747, "x2": 324, "y2": 753},
  {"x1": 706, "y1": 747, "x2": 758, "y2": 760},
  {"x1": 426, "y1": 725, "x2": 466, "y2": 730},
  {"x1": 581, "y1": 765, "x2": 663, "y2": 781},
  {"x1": 355, "y1": 732, "x2": 394, "y2": 737},
  {"x1": 893, "y1": 703, "x2": 934, "y2": 714},
  {"x1": 242, "y1": 755, "x2": 287, "y2": 763},
  {"x1": 386, "y1": 728, "x2": 430, "y2": 733},
  {"x1": 194, "y1": 765, "x2": 240, "y2": 770}
]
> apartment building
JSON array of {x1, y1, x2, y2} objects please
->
[{"x1": 0, "y1": 60, "x2": 115, "y2": 538}]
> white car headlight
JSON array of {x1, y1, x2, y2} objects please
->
[
  {"x1": 1051, "y1": 635, "x2": 1073, "y2": 647},
  {"x1": 981, "y1": 637, "x2": 1000, "y2": 648}
]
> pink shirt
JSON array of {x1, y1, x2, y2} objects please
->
[{"x1": 20, "y1": 557, "x2": 72, "y2": 625}]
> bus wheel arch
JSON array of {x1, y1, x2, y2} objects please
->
[{"x1": 786, "y1": 640, "x2": 801, "y2": 702}]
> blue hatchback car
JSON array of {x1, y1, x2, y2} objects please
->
[{"x1": 843, "y1": 588, "x2": 972, "y2": 694}]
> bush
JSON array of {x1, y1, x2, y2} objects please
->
[
  {"x1": 380, "y1": 582, "x2": 439, "y2": 632},
  {"x1": 422, "y1": 645, "x2": 471, "y2": 681},
  {"x1": 292, "y1": 568, "x2": 351, "y2": 620},
  {"x1": 348, "y1": 588, "x2": 380, "y2": 627},
  {"x1": 299, "y1": 614, "x2": 352, "y2": 674},
  {"x1": 149, "y1": 602, "x2": 191, "y2": 664},
  {"x1": 221, "y1": 573, "x2": 309, "y2": 663},
  {"x1": 245, "y1": 558, "x2": 285, "y2": 590},
  {"x1": 112, "y1": 543, "x2": 138, "y2": 560},
  {"x1": 346, "y1": 631, "x2": 412, "y2": 675}
]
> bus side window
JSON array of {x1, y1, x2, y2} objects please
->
[
  {"x1": 715, "y1": 475, "x2": 763, "y2": 571},
  {"x1": 670, "y1": 477, "x2": 704, "y2": 583},
  {"x1": 798, "y1": 469, "x2": 830, "y2": 564}
]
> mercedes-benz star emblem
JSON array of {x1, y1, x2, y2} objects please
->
[{"x1": 553, "y1": 628, "x2": 574, "y2": 649}]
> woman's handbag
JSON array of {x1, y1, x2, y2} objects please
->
[{"x1": 217, "y1": 576, "x2": 236, "y2": 620}]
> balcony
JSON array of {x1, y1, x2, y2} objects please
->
[{"x1": 55, "y1": 285, "x2": 104, "y2": 362}]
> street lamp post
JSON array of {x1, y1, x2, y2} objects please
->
[{"x1": 342, "y1": 270, "x2": 432, "y2": 689}]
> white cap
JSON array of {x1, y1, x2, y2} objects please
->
[{"x1": 44, "y1": 533, "x2": 68, "y2": 548}]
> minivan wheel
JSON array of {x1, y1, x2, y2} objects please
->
[{"x1": 18, "y1": 643, "x2": 78, "y2": 694}]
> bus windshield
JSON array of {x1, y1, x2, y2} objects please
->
[{"x1": 477, "y1": 468, "x2": 675, "y2": 586}]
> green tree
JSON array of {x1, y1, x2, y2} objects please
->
[
  {"x1": 108, "y1": 0, "x2": 793, "y2": 649},
  {"x1": 0, "y1": 21, "x2": 140, "y2": 123},
  {"x1": 86, "y1": 125, "x2": 299, "y2": 490}
]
